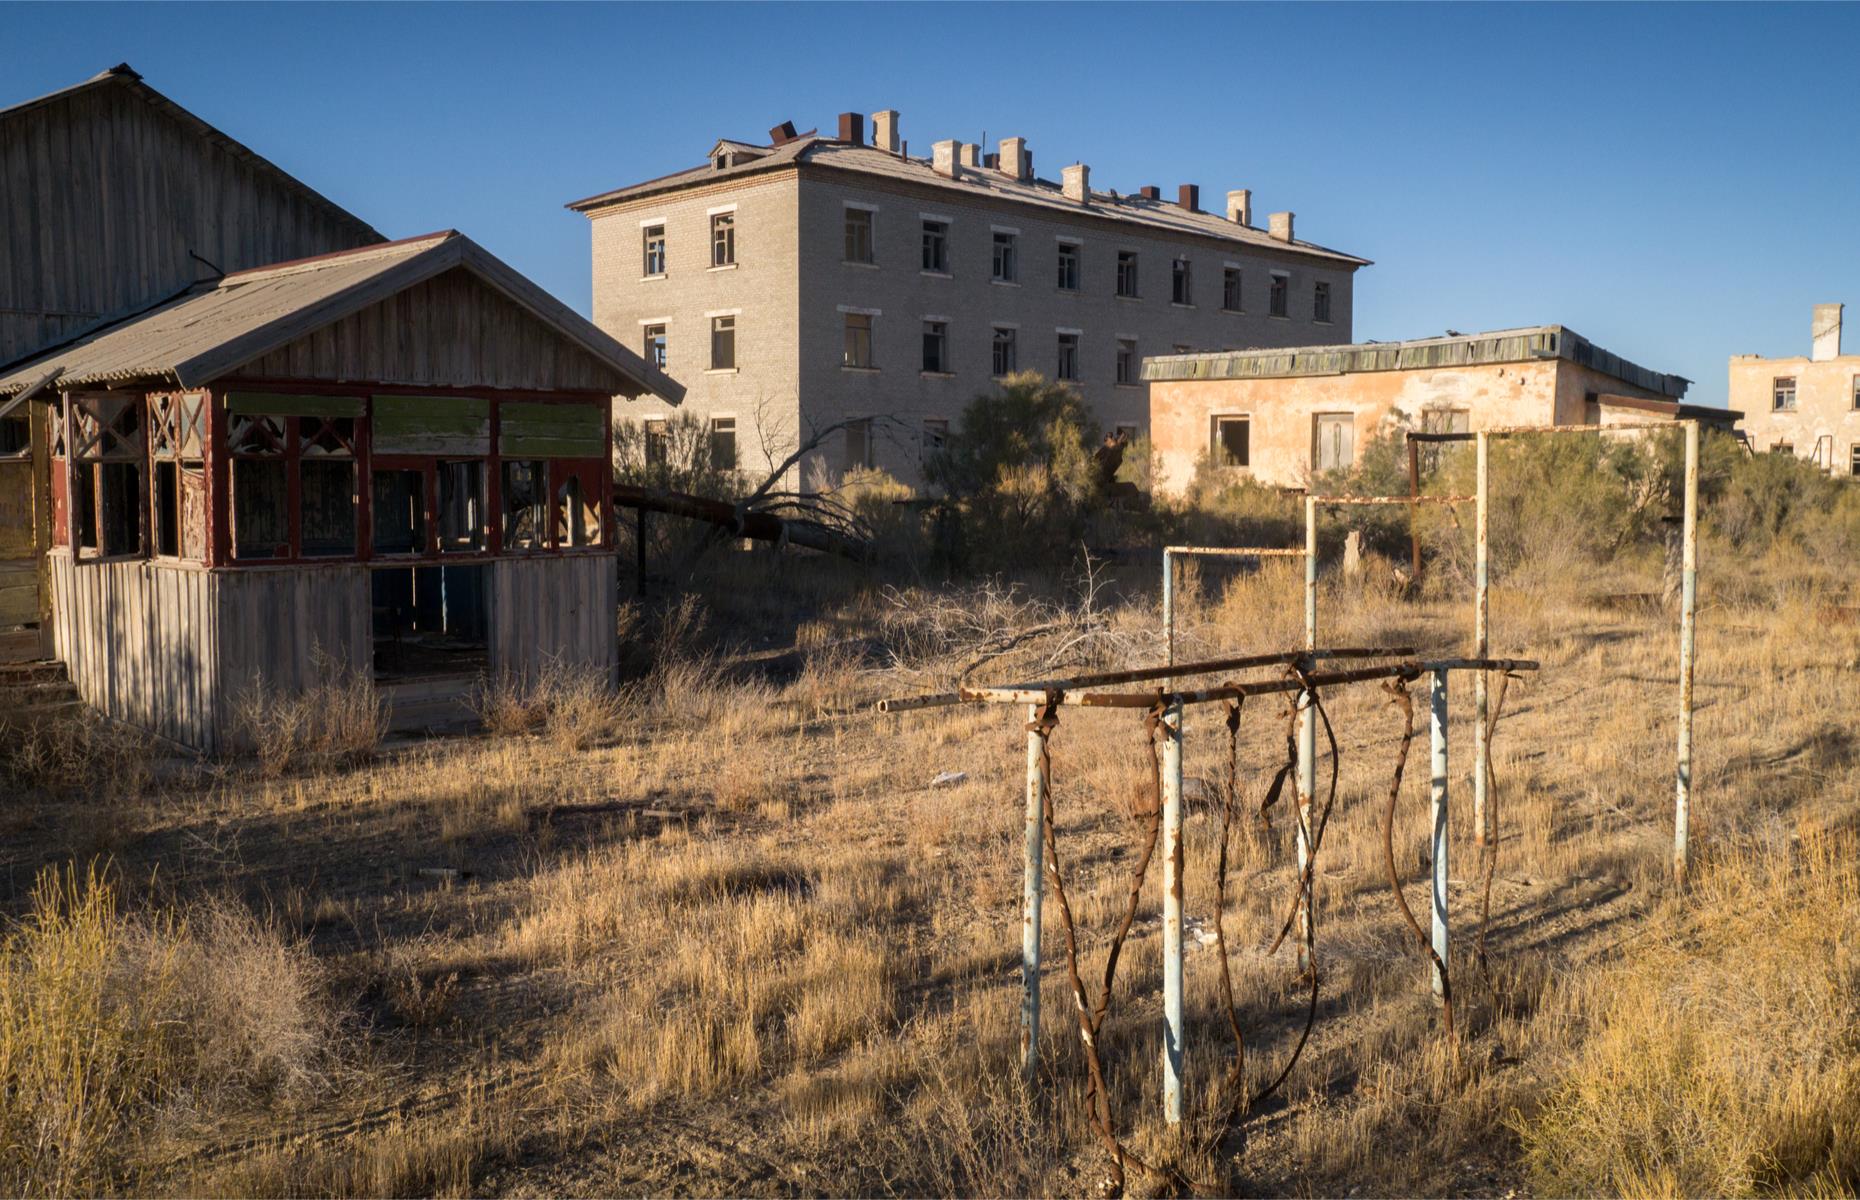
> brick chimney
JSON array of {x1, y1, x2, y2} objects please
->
[
  {"x1": 1062, "y1": 163, "x2": 1090, "y2": 203},
  {"x1": 1812, "y1": 303, "x2": 1844, "y2": 362},
  {"x1": 1269, "y1": 211, "x2": 1295, "y2": 242},
  {"x1": 1139, "y1": 185, "x2": 1161, "y2": 201},
  {"x1": 1000, "y1": 136, "x2": 1031, "y2": 182},
  {"x1": 873, "y1": 109, "x2": 900, "y2": 154},
  {"x1": 837, "y1": 112, "x2": 865, "y2": 144},
  {"x1": 1177, "y1": 184, "x2": 1200, "y2": 212},
  {"x1": 932, "y1": 139, "x2": 960, "y2": 178},
  {"x1": 1226, "y1": 189, "x2": 1252, "y2": 225},
  {"x1": 959, "y1": 142, "x2": 981, "y2": 168}
]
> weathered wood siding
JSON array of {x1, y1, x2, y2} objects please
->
[
  {"x1": 0, "y1": 76, "x2": 377, "y2": 366},
  {"x1": 491, "y1": 554, "x2": 617, "y2": 684},
  {"x1": 239, "y1": 268, "x2": 633, "y2": 394},
  {"x1": 213, "y1": 566, "x2": 370, "y2": 743}
]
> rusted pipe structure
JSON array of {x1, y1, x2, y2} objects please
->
[{"x1": 876, "y1": 649, "x2": 1539, "y2": 1126}]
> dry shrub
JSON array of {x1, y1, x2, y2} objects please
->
[
  {"x1": 1518, "y1": 835, "x2": 1860, "y2": 1197},
  {"x1": 473, "y1": 662, "x2": 625, "y2": 751},
  {"x1": 0, "y1": 705, "x2": 154, "y2": 800},
  {"x1": 0, "y1": 864, "x2": 335, "y2": 1196},
  {"x1": 237, "y1": 660, "x2": 385, "y2": 777}
]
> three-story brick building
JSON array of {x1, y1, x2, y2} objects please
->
[{"x1": 569, "y1": 111, "x2": 1370, "y2": 486}]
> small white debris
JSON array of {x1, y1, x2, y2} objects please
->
[{"x1": 930, "y1": 771, "x2": 968, "y2": 789}]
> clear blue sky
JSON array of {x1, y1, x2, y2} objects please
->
[{"x1": 7, "y1": 1, "x2": 1856, "y2": 406}]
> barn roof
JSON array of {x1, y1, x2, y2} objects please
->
[
  {"x1": 568, "y1": 136, "x2": 1370, "y2": 268},
  {"x1": 0, "y1": 231, "x2": 684, "y2": 402},
  {"x1": 1141, "y1": 325, "x2": 1691, "y2": 398},
  {"x1": 1, "y1": 63, "x2": 384, "y2": 248}
]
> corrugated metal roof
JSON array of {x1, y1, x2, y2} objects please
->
[
  {"x1": 568, "y1": 137, "x2": 1370, "y2": 267},
  {"x1": 0, "y1": 231, "x2": 684, "y2": 403},
  {"x1": 1140, "y1": 325, "x2": 1690, "y2": 398}
]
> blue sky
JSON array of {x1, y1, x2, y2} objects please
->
[{"x1": 6, "y1": 1, "x2": 1856, "y2": 405}]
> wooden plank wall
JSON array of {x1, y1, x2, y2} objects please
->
[
  {"x1": 214, "y1": 566, "x2": 370, "y2": 744},
  {"x1": 490, "y1": 554, "x2": 618, "y2": 684},
  {"x1": 239, "y1": 269, "x2": 632, "y2": 394},
  {"x1": 0, "y1": 78, "x2": 376, "y2": 365}
]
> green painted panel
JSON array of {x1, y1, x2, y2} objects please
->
[
  {"x1": 499, "y1": 401, "x2": 604, "y2": 458},
  {"x1": 225, "y1": 392, "x2": 365, "y2": 418},
  {"x1": 373, "y1": 395, "x2": 490, "y2": 456}
]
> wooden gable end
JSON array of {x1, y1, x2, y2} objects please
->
[
  {"x1": 238, "y1": 267, "x2": 632, "y2": 395},
  {"x1": 0, "y1": 78, "x2": 378, "y2": 367}
]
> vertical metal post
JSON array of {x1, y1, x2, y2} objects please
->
[
  {"x1": 1297, "y1": 496, "x2": 1318, "y2": 974},
  {"x1": 1407, "y1": 434, "x2": 1423, "y2": 585},
  {"x1": 635, "y1": 505, "x2": 647, "y2": 598},
  {"x1": 1021, "y1": 705, "x2": 1046, "y2": 1077},
  {"x1": 1160, "y1": 697, "x2": 1185, "y2": 1124},
  {"x1": 1473, "y1": 431, "x2": 1490, "y2": 848},
  {"x1": 1429, "y1": 667, "x2": 1450, "y2": 1001},
  {"x1": 1675, "y1": 420, "x2": 1699, "y2": 883},
  {"x1": 1162, "y1": 548, "x2": 1175, "y2": 683}
]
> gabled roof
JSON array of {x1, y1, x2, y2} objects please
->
[
  {"x1": 568, "y1": 136, "x2": 1370, "y2": 267},
  {"x1": 1142, "y1": 325, "x2": 1690, "y2": 398},
  {"x1": 3, "y1": 63, "x2": 384, "y2": 248},
  {"x1": 0, "y1": 231, "x2": 683, "y2": 403}
]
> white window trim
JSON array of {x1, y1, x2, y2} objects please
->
[
  {"x1": 637, "y1": 316, "x2": 672, "y2": 326},
  {"x1": 922, "y1": 314, "x2": 952, "y2": 324},
  {"x1": 1223, "y1": 260, "x2": 1242, "y2": 270},
  {"x1": 1270, "y1": 269, "x2": 1291, "y2": 279},
  {"x1": 1056, "y1": 235, "x2": 1083, "y2": 244},
  {"x1": 705, "y1": 203, "x2": 739, "y2": 216},
  {"x1": 705, "y1": 307, "x2": 743, "y2": 318},
  {"x1": 1056, "y1": 326, "x2": 1083, "y2": 336},
  {"x1": 990, "y1": 224, "x2": 1022, "y2": 235},
  {"x1": 919, "y1": 211, "x2": 954, "y2": 224},
  {"x1": 638, "y1": 215, "x2": 668, "y2": 228},
  {"x1": 836, "y1": 304, "x2": 883, "y2": 316},
  {"x1": 844, "y1": 200, "x2": 880, "y2": 213}
]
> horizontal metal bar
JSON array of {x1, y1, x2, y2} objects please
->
[
  {"x1": 1481, "y1": 421, "x2": 1685, "y2": 436},
  {"x1": 1311, "y1": 494, "x2": 1475, "y2": 506},
  {"x1": 1405, "y1": 431, "x2": 1477, "y2": 444},
  {"x1": 1164, "y1": 545, "x2": 1307, "y2": 558}
]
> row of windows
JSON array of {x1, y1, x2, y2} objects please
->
[
  {"x1": 1766, "y1": 439, "x2": 1860, "y2": 477},
  {"x1": 637, "y1": 205, "x2": 1335, "y2": 321},
  {"x1": 1770, "y1": 374, "x2": 1860, "y2": 412},
  {"x1": 638, "y1": 414, "x2": 1144, "y2": 476},
  {"x1": 1207, "y1": 412, "x2": 1363, "y2": 474}
]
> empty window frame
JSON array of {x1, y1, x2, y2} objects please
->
[
  {"x1": 710, "y1": 416, "x2": 737, "y2": 470},
  {"x1": 843, "y1": 312, "x2": 874, "y2": 368},
  {"x1": 921, "y1": 418, "x2": 948, "y2": 462},
  {"x1": 1853, "y1": 374, "x2": 1860, "y2": 410},
  {"x1": 501, "y1": 459, "x2": 547, "y2": 550},
  {"x1": 1772, "y1": 377, "x2": 1797, "y2": 411},
  {"x1": 437, "y1": 460, "x2": 486, "y2": 553},
  {"x1": 555, "y1": 470, "x2": 601, "y2": 548},
  {"x1": 711, "y1": 315, "x2": 736, "y2": 370},
  {"x1": 923, "y1": 320, "x2": 949, "y2": 373},
  {"x1": 147, "y1": 394, "x2": 205, "y2": 560},
  {"x1": 844, "y1": 419, "x2": 874, "y2": 472},
  {"x1": 299, "y1": 416, "x2": 358, "y2": 557},
  {"x1": 67, "y1": 395, "x2": 146, "y2": 559},
  {"x1": 642, "y1": 417, "x2": 668, "y2": 466},
  {"x1": 643, "y1": 224, "x2": 667, "y2": 276},
  {"x1": 1115, "y1": 338, "x2": 1138, "y2": 385},
  {"x1": 1851, "y1": 444, "x2": 1860, "y2": 478},
  {"x1": 371, "y1": 469, "x2": 427, "y2": 555},
  {"x1": 1212, "y1": 415, "x2": 1250, "y2": 468},
  {"x1": 1771, "y1": 441, "x2": 1794, "y2": 455},
  {"x1": 711, "y1": 212, "x2": 736, "y2": 267},
  {"x1": 1269, "y1": 272, "x2": 1289, "y2": 318},
  {"x1": 1056, "y1": 332, "x2": 1080, "y2": 381},
  {"x1": 992, "y1": 231, "x2": 1018, "y2": 283},
  {"x1": 1116, "y1": 251, "x2": 1139, "y2": 298},
  {"x1": 1313, "y1": 412, "x2": 1355, "y2": 473},
  {"x1": 0, "y1": 410, "x2": 27, "y2": 457},
  {"x1": 1222, "y1": 267, "x2": 1243, "y2": 312},
  {"x1": 1171, "y1": 257, "x2": 1193, "y2": 305},
  {"x1": 1314, "y1": 280, "x2": 1333, "y2": 323},
  {"x1": 992, "y1": 326, "x2": 1017, "y2": 377},
  {"x1": 1056, "y1": 241, "x2": 1081, "y2": 291},
  {"x1": 228, "y1": 412, "x2": 287, "y2": 560},
  {"x1": 921, "y1": 220, "x2": 949, "y2": 273},
  {"x1": 844, "y1": 207, "x2": 875, "y2": 263},
  {"x1": 644, "y1": 323, "x2": 668, "y2": 369}
]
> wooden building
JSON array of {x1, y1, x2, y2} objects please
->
[{"x1": 0, "y1": 66, "x2": 683, "y2": 749}]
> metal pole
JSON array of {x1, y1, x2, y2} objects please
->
[
  {"x1": 1162, "y1": 548, "x2": 1175, "y2": 683},
  {"x1": 1430, "y1": 666, "x2": 1450, "y2": 1001},
  {"x1": 1407, "y1": 435, "x2": 1423, "y2": 584},
  {"x1": 635, "y1": 505, "x2": 647, "y2": 598},
  {"x1": 1675, "y1": 420, "x2": 1699, "y2": 883},
  {"x1": 1473, "y1": 431, "x2": 1489, "y2": 848},
  {"x1": 1022, "y1": 704, "x2": 1045, "y2": 1076},
  {"x1": 1160, "y1": 697, "x2": 1185, "y2": 1124},
  {"x1": 1298, "y1": 495, "x2": 1318, "y2": 974}
]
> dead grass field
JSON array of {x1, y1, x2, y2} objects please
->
[{"x1": 1, "y1": 542, "x2": 1856, "y2": 1198}]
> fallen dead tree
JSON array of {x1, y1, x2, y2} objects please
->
[{"x1": 613, "y1": 484, "x2": 872, "y2": 562}]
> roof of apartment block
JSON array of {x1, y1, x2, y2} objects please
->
[
  {"x1": 567, "y1": 135, "x2": 1371, "y2": 267},
  {"x1": 1141, "y1": 325, "x2": 1691, "y2": 398}
]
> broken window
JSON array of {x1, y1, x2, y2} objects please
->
[
  {"x1": 1212, "y1": 415, "x2": 1250, "y2": 468},
  {"x1": 1269, "y1": 272, "x2": 1289, "y2": 318},
  {"x1": 644, "y1": 323, "x2": 668, "y2": 369},
  {"x1": 643, "y1": 418, "x2": 668, "y2": 466},
  {"x1": 711, "y1": 212, "x2": 736, "y2": 267},
  {"x1": 992, "y1": 326, "x2": 1017, "y2": 376},
  {"x1": 709, "y1": 418, "x2": 737, "y2": 470},
  {"x1": 921, "y1": 220, "x2": 949, "y2": 273},
  {"x1": 843, "y1": 312, "x2": 873, "y2": 368},
  {"x1": 1057, "y1": 241, "x2": 1081, "y2": 291},
  {"x1": 300, "y1": 417, "x2": 356, "y2": 557},
  {"x1": 1116, "y1": 251, "x2": 1139, "y2": 298},
  {"x1": 1773, "y1": 377, "x2": 1796, "y2": 411},
  {"x1": 438, "y1": 460, "x2": 485, "y2": 552},
  {"x1": 992, "y1": 231, "x2": 1018, "y2": 283},
  {"x1": 1116, "y1": 339, "x2": 1137, "y2": 385},
  {"x1": 643, "y1": 224, "x2": 666, "y2": 276},
  {"x1": 1223, "y1": 268, "x2": 1243, "y2": 312},
  {"x1": 228, "y1": 413, "x2": 287, "y2": 560},
  {"x1": 0, "y1": 411, "x2": 27, "y2": 457},
  {"x1": 555, "y1": 472, "x2": 601, "y2": 548},
  {"x1": 372, "y1": 564, "x2": 488, "y2": 680},
  {"x1": 845, "y1": 419, "x2": 873, "y2": 472},
  {"x1": 1314, "y1": 280, "x2": 1333, "y2": 323},
  {"x1": 1056, "y1": 332, "x2": 1079, "y2": 381},
  {"x1": 501, "y1": 459, "x2": 547, "y2": 550},
  {"x1": 1172, "y1": 257, "x2": 1193, "y2": 305},
  {"x1": 148, "y1": 394, "x2": 205, "y2": 560},
  {"x1": 371, "y1": 469, "x2": 426, "y2": 555},
  {"x1": 923, "y1": 321, "x2": 948, "y2": 373},
  {"x1": 844, "y1": 207, "x2": 874, "y2": 264},
  {"x1": 153, "y1": 460, "x2": 179, "y2": 556},
  {"x1": 68, "y1": 395, "x2": 146, "y2": 558}
]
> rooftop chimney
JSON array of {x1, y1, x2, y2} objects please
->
[
  {"x1": 837, "y1": 112, "x2": 865, "y2": 144},
  {"x1": 983, "y1": 152, "x2": 999, "y2": 169},
  {"x1": 873, "y1": 109, "x2": 900, "y2": 154},
  {"x1": 999, "y1": 136, "x2": 1031, "y2": 182},
  {"x1": 932, "y1": 139, "x2": 960, "y2": 178},
  {"x1": 1811, "y1": 303, "x2": 1844, "y2": 362},
  {"x1": 769, "y1": 120, "x2": 798, "y2": 146},
  {"x1": 959, "y1": 142, "x2": 981, "y2": 168},
  {"x1": 1177, "y1": 184, "x2": 1200, "y2": 212},
  {"x1": 1139, "y1": 185, "x2": 1161, "y2": 201},
  {"x1": 1062, "y1": 163, "x2": 1090, "y2": 204},
  {"x1": 1226, "y1": 189, "x2": 1252, "y2": 225},
  {"x1": 1269, "y1": 211, "x2": 1295, "y2": 242}
]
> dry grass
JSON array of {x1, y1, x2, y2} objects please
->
[
  {"x1": 236, "y1": 657, "x2": 386, "y2": 777},
  {"x1": 474, "y1": 660, "x2": 628, "y2": 751},
  {"x1": 0, "y1": 538, "x2": 1854, "y2": 1196}
]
